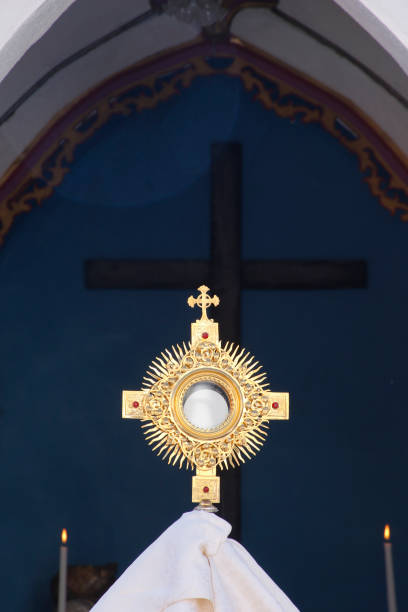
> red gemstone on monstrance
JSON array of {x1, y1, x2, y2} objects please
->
[
  {"x1": 272, "y1": 402, "x2": 279, "y2": 409},
  {"x1": 202, "y1": 332, "x2": 209, "y2": 339},
  {"x1": 203, "y1": 486, "x2": 209, "y2": 493},
  {"x1": 133, "y1": 401, "x2": 139, "y2": 408}
]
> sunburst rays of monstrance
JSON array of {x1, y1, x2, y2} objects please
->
[{"x1": 122, "y1": 285, "x2": 289, "y2": 511}]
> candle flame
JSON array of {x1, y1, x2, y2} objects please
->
[
  {"x1": 61, "y1": 528, "x2": 68, "y2": 544},
  {"x1": 384, "y1": 524, "x2": 390, "y2": 541}
]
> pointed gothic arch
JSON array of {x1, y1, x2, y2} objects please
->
[{"x1": 0, "y1": 37, "x2": 407, "y2": 246}]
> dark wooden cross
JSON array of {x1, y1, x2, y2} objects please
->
[{"x1": 85, "y1": 143, "x2": 366, "y2": 540}]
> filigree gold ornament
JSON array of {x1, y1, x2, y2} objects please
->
[
  {"x1": 122, "y1": 285, "x2": 289, "y2": 509},
  {"x1": 2, "y1": 52, "x2": 408, "y2": 250}
]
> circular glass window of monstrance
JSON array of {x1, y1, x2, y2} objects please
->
[{"x1": 182, "y1": 381, "x2": 230, "y2": 431}]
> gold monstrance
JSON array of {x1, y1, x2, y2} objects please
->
[{"x1": 122, "y1": 285, "x2": 289, "y2": 511}]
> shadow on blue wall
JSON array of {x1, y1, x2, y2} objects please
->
[{"x1": 0, "y1": 74, "x2": 407, "y2": 611}]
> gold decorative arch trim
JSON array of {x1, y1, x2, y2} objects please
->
[{"x1": 1, "y1": 36, "x2": 408, "y2": 246}]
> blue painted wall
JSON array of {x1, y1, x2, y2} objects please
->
[{"x1": 1, "y1": 74, "x2": 407, "y2": 611}]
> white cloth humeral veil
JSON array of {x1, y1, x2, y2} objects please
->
[{"x1": 91, "y1": 510, "x2": 299, "y2": 612}]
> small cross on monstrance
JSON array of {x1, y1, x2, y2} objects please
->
[
  {"x1": 187, "y1": 285, "x2": 219, "y2": 321},
  {"x1": 122, "y1": 286, "x2": 289, "y2": 510}
]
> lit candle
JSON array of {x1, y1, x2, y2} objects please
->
[
  {"x1": 384, "y1": 524, "x2": 398, "y2": 612},
  {"x1": 58, "y1": 529, "x2": 68, "y2": 612}
]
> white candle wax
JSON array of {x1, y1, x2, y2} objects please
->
[
  {"x1": 57, "y1": 530, "x2": 68, "y2": 612},
  {"x1": 384, "y1": 526, "x2": 398, "y2": 612}
]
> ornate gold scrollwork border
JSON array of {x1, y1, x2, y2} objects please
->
[{"x1": 1, "y1": 36, "x2": 408, "y2": 247}]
